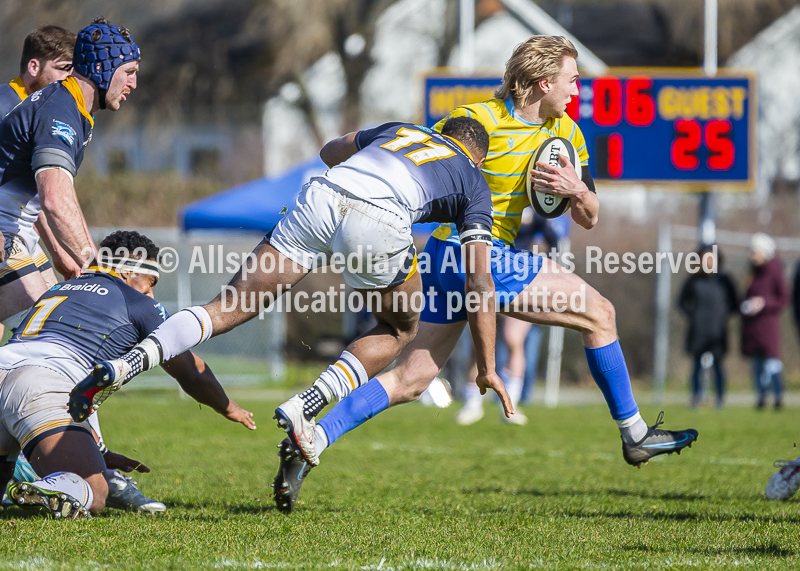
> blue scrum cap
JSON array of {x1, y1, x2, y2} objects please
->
[{"x1": 72, "y1": 20, "x2": 140, "y2": 109}]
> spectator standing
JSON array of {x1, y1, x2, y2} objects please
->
[
  {"x1": 741, "y1": 233, "x2": 789, "y2": 409},
  {"x1": 677, "y1": 246, "x2": 738, "y2": 408}
]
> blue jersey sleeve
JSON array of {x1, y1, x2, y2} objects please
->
[
  {"x1": 0, "y1": 84, "x2": 22, "y2": 119},
  {"x1": 30, "y1": 94, "x2": 84, "y2": 177},
  {"x1": 122, "y1": 288, "x2": 169, "y2": 341},
  {"x1": 355, "y1": 122, "x2": 406, "y2": 150},
  {"x1": 457, "y1": 176, "x2": 493, "y2": 235}
]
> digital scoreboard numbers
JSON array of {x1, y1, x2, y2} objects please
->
[{"x1": 424, "y1": 71, "x2": 756, "y2": 189}]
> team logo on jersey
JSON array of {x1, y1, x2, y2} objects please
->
[
  {"x1": 30, "y1": 91, "x2": 41, "y2": 102},
  {"x1": 51, "y1": 120, "x2": 76, "y2": 145},
  {"x1": 49, "y1": 284, "x2": 61, "y2": 291},
  {"x1": 155, "y1": 302, "x2": 168, "y2": 321}
]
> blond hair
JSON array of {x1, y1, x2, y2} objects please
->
[{"x1": 494, "y1": 36, "x2": 578, "y2": 107}]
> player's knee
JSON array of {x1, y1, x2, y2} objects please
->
[
  {"x1": 588, "y1": 294, "x2": 616, "y2": 333},
  {"x1": 396, "y1": 361, "x2": 441, "y2": 403},
  {"x1": 393, "y1": 314, "x2": 420, "y2": 347}
]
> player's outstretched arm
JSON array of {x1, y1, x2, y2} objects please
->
[
  {"x1": 319, "y1": 132, "x2": 358, "y2": 167},
  {"x1": 36, "y1": 169, "x2": 98, "y2": 268},
  {"x1": 463, "y1": 241, "x2": 514, "y2": 417},
  {"x1": 161, "y1": 351, "x2": 256, "y2": 430}
]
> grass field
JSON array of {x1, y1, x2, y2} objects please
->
[{"x1": 1, "y1": 391, "x2": 799, "y2": 570}]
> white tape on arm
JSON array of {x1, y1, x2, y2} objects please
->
[{"x1": 35, "y1": 166, "x2": 74, "y2": 184}]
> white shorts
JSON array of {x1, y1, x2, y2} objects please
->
[
  {"x1": 269, "y1": 178, "x2": 417, "y2": 289},
  {"x1": 0, "y1": 365, "x2": 92, "y2": 464},
  {"x1": 0, "y1": 233, "x2": 52, "y2": 288}
]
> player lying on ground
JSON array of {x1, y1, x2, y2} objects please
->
[
  {"x1": 0, "y1": 231, "x2": 255, "y2": 519},
  {"x1": 67, "y1": 117, "x2": 511, "y2": 451},
  {"x1": 0, "y1": 23, "x2": 164, "y2": 513},
  {"x1": 271, "y1": 35, "x2": 698, "y2": 513}
]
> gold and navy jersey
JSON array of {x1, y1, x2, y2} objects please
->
[
  {"x1": 323, "y1": 122, "x2": 493, "y2": 236},
  {"x1": 432, "y1": 98, "x2": 589, "y2": 246},
  {"x1": 0, "y1": 76, "x2": 26, "y2": 118},
  {"x1": 7, "y1": 269, "x2": 167, "y2": 367},
  {"x1": 0, "y1": 76, "x2": 93, "y2": 241}
]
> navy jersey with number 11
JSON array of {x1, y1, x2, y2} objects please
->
[{"x1": 323, "y1": 122, "x2": 493, "y2": 238}]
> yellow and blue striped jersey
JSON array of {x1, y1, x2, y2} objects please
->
[{"x1": 432, "y1": 98, "x2": 589, "y2": 246}]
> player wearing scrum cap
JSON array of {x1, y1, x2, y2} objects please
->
[
  {"x1": 266, "y1": 36, "x2": 700, "y2": 513},
  {"x1": 0, "y1": 17, "x2": 140, "y2": 333},
  {"x1": 0, "y1": 25, "x2": 78, "y2": 340},
  {"x1": 0, "y1": 19, "x2": 167, "y2": 514},
  {"x1": 0, "y1": 231, "x2": 255, "y2": 519}
]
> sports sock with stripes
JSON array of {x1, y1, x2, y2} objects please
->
[{"x1": 313, "y1": 351, "x2": 368, "y2": 404}]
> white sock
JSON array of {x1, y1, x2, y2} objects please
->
[
  {"x1": 617, "y1": 412, "x2": 648, "y2": 444},
  {"x1": 33, "y1": 472, "x2": 94, "y2": 509},
  {"x1": 314, "y1": 425, "x2": 329, "y2": 456},
  {"x1": 462, "y1": 381, "x2": 485, "y2": 405},
  {"x1": 152, "y1": 306, "x2": 214, "y2": 362},
  {"x1": 314, "y1": 351, "x2": 368, "y2": 403},
  {"x1": 502, "y1": 368, "x2": 524, "y2": 407}
]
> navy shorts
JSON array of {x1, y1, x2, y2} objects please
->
[{"x1": 419, "y1": 237, "x2": 543, "y2": 324}]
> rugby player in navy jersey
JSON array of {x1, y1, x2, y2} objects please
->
[
  {"x1": 0, "y1": 20, "x2": 165, "y2": 514},
  {"x1": 0, "y1": 25, "x2": 77, "y2": 340},
  {"x1": 68, "y1": 118, "x2": 512, "y2": 476},
  {"x1": 0, "y1": 231, "x2": 255, "y2": 519},
  {"x1": 0, "y1": 25, "x2": 76, "y2": 118},
  {"x1": 0, "y1": 18, "x2": 139, "y2": 332}
]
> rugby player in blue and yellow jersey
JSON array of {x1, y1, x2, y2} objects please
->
[
  {"x1": 0, "y1": 231, "x2": 255, "y2": 519},
  {"x1": 264, "y1": 36, "x2": 699, "y2": 512},
  {"x1": 0, "y1": 18, "x2": 139, "y2": 332}
]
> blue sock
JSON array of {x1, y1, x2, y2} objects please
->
[
  {"x1": 585, "y1": 340, "x2": 639, "y2": 420},
  {"x1": 318, "y1": 379, "x2": 390, "y2": 448}
]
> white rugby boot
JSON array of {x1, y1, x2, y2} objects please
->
[{"x1": 274, "y1": 395, "x2": 319, "y2": 466}]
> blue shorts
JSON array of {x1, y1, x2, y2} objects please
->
[{"x1": 420, "y1": 237, "x2": 543, "y2": 324}]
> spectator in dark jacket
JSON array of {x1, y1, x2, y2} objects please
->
[
  {"x1": 678, "y1": 245, "x2": 738, "y2": 407},
  {"x1": 792, "y1": 261, "x2": 800, "y2": 341},
  {"x1": 741, "y1": 233, "x2": 790, "y2": 409}
]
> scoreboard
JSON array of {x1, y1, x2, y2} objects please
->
[{"x1": 424, "y1": 70, "x2": 756, "y2": 189}]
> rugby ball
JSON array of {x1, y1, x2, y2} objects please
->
[{"x1": 526, "y1": 137, "x2": 581, "y2": 219}]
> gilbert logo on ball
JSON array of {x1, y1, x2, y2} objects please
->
[{"x1": 526, "y1": 137, "x2": 582, "y2": 219}]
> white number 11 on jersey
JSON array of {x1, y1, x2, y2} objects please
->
[{"x1": 380, "y1": 128, "x2": 456, "y2": 165}]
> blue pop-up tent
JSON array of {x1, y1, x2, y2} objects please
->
[
  {"x1": 181, "y1": 156, "x2": 440, "y2": 235},
  {"x1": 180, "y1": 157, "x2": 327, "y2": 232}
]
